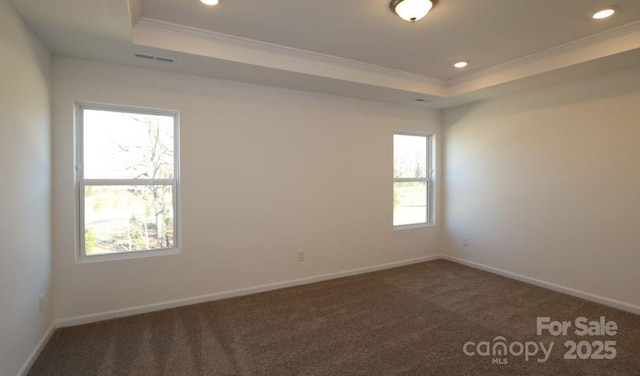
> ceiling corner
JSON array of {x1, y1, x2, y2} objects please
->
[{"x1": 129, "y1": 0, "x2": 143, "y2": 27}]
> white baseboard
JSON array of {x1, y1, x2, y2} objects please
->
[
  {"x1": 56, "y1": 254, "x2": 441, "y2": 328},
  {"x1": 441, "y1": 255, "x2": 640, "y2": 315},
  {"x1": 26, "y1": 253, "x2": 638, "y2": 375},
  {"x1": 17, "y1": 321, "x2": 56, "y2": 376},
  {"x1": 56, "y1": 253, "x2": 639, "y2": 328}
]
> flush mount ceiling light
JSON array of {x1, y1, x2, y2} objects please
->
[
  {"x1": 390, "y1": 0, "x2": 438, "y2": 22},
  {"x1": 454, "y1": 61, "x2": 468, "y2": 69},
  {"x1": 200, "y1": 0, "x2": 219, "y2": 6},
  {"x1": 592, "y1": 8, "x2": 615, "y2": 19}
]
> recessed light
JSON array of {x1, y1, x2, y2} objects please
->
[
  {"x1": 200, "y1": 0, "x2": 219, "y2": 6},
  {"x1": 454, "y1": 61, "x2": 468, "y2": 69},
  {"x1": 415, "y1": 98, "x2": 432, "y2": 103},
  {"x1": 592, "y1": 8, "x2": 615, "y2": 19}
]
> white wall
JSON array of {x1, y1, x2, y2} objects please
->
[
  {"x1": 443, "y1": 66, "x2": 640, "y2": 310},
  {"x1": 52, "y1": 57, "x2": 442, "y2": 321},
  {"x1": 0, "y1": 0, "x2": 53, "y2": 375}
]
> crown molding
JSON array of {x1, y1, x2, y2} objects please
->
[
  {"x1": 134, "y1": 17, "x2": 445, "y2": 93},
  {"x1": 447, "y1": 20, "x2": 640, "y2": 93},
  {"x1": 133, "y1": 17, "x2": 640, "y2": 102}
]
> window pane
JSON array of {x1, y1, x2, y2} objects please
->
[
  {"x1": 84, "y1": 185, "x2": 174, "y2": 255},
  {"x1": 393, "y1": 181, "x2": 427, "y2": 226},
  {"x1": 83, "y1": 109, "x2": 174, "y2": 179},
  {"x1": 394, "y1": 134, "x2": 427, "y2": 179}
]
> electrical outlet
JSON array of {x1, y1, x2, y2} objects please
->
[
  {"x1": 39, "y1": 293, "x2": 45, "y2": 314},
  {"x1": 297, "y1": 250, "x2": 305, "y2": 262},
  {"x1": 462, "y1": 237, "x2": 469, "y2": 247}
]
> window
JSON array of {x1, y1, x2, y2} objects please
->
[
  {"x1": 393, "y1": 133, "x2": 432, "y2": 227},
  {"x1": 78, "y1": 104, "x2": 179, "y2": 258}
]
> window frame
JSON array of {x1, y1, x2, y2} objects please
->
[
  {"x1": 393, "y1": 131, "x2": 434, "y2": 229},
  {"x1": 76, "y1": 102, "x2": 181, "y2": 262}
]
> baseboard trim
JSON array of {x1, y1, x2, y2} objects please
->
[
  {"x1": 56, "y1": 254, "x2": 441, "y2": 328},
  {"x1": 28, "y1": 253, "x2": 638, "y2": 375},
  {"x1": 441, "y1": 255, "x2": 640, "y2": 315},
  {"x1": 55, "y1": 253, "x2": 638, "y2": 328},
  {"x1": 17, "y1": 321, "x2": 56, "y2": 376}
]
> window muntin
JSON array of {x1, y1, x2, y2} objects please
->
[
  {"x1": 78, "y1": 104, "x2": 179, "y2": 257},
  {"x1": 393, "y1": 133, "x2": 431, "y2": 227}
]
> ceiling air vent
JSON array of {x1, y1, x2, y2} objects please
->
[
  {"x1": 154, "y1": 56, "x2": 175, "y2": 63},
  {"x1": 134, "y1": 53, "x2": 176, "y2": 63}
]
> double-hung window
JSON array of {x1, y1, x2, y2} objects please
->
[
  {"x1": 393, "y1": 132, "x2": 432, "y2": 227},
  {"x1": 78, "y1": 104, "x2": 180, "y2": 258}
]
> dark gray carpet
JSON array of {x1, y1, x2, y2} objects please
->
[{"x1": 28, "y1": 260, "x2": 640, "y2": 375}]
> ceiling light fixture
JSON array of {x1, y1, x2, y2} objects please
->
[
  {"x1": 200, "y1": 0, "x2": 219, "y2": 6},
  {"x1": 454, "y1": 61, "x2": 468, "y2": 69},
  {"x1": 390, "y1": 0, "x2": 438, "y2": 23},
  {"x1": 592, "y1": 8, "x2": 615, "y2": 19}
]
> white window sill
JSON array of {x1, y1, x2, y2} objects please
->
[
  {"x1": 76, "y1": 247, "x2": 180, "y2": 264},
  {"x1": 393, "y1": 223, "x2": 435, "y2": 231}
]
